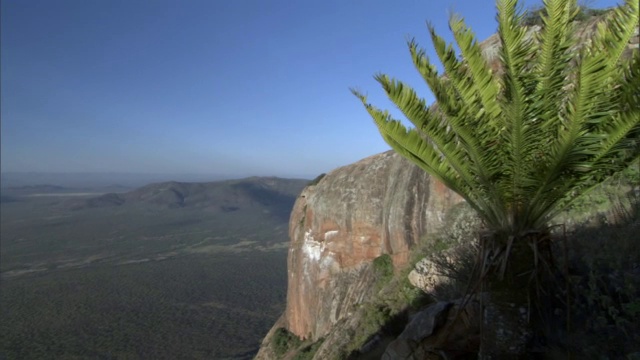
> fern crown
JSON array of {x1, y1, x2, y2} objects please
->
[{"x1": 353, "y1": 0, "x2": 640, "y2": 236}]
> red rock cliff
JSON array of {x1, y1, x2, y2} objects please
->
[
  {"x1": 284, "y1": 151, "x2": 461, "y2": 340},
  {"x1": 255, "y1": 15, "x2": 639, "y2": 356}
]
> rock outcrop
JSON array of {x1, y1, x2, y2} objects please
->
[
  {"x1": 408, "y1": 257, "x2": 455, "y2": 299},
  {"x1": 256, "y1": 12, "x2": 639, "y2": 360},
  {"x1": 257, "y1": 151, "x2": 461, "y2": 355},
  {"x1": 408, "y1": 203, "x2": 482, "y2": 300},
  {"x1": 383, "y1": 296, "x2": 484, "y2": 360}
]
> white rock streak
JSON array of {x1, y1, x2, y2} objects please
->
[
  {"x1": 303, "y1": 230, "x2": 324, "y2": 261},
  {"x1": 324, "y1": 230, "x2": 339, "y2": 241}
]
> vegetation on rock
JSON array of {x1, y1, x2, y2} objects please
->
[
  {"x1": 291, "y1": 338, "x2": 324, "y2": 360},
  {"x1": 372, "y1": 253, "x2": 394, "y2": 291},
  {"x1": 338, "y1": 183, "x2": 640, "y2": 358},
  {"x1": 352, "y1": 0, "x2": 639, "y2": 356},
  {"x1": 271, "y1": 327, "x2": 302, "y2": 356},
  {"x1": 521, "y1": 3, "x2": 611, "y2": 26},
  {"x1": 353, "y1": 0, "x2": 638, "y2": 244},
  {"x1": 307, "y1": 173, "x2": 326, "y2": 186}
]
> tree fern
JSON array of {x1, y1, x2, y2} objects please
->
[{"x1": 352, "y1": 0, "x2": 639, "y2": 238}]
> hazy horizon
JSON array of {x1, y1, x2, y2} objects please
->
[
  {"x1": 1, "y1": 0, "x2": 620, "y2": 177},
  {"x1": 0, "y1": 170, "x2": 317, "y2": 188}
]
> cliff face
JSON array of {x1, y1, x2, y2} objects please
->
[
  {"x1": 283, "y1": 151, "x2": 461, "y2": 341},
  {"x1": 254, "y1": 13, "x2": 639, "y2": 358}
]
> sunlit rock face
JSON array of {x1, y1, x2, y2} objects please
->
[
  {"x1": 255, "y1": 15, "x2": 640, "y2": 357},
  {"x1": 284, "y1": 151, "x2": 462, "y2": 340}
]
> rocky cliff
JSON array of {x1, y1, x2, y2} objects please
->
[
  {"x1": 256, "y1": 151, "x2": 461, "y2": 357},
  {"x1": 286, "y1": 151, "x2": 461, "y2": 341},
  {"x1": 256, "y1": 11, "x2": 639, "y2": 359}
]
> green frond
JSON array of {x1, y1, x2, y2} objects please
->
[
  {"x1": 353, "y1": 0, "x2": 639, "y2": 236},
  {"x1": 533, "y1": 0, "x2": 576, "y2": 134},
  {"x1": 591, "y1": 110, "x2": 640, "y2": 167},
  {"x1": 448, "y1": 15, "x2": 501, "y2": 120},
  {"x1": 610, "y1": 52, "x2": 640, "y2": 102},
  {"x1": 351, "y1": 91, "x2": 466, "y2": 196},
  {"x1": 426, "y1": 23, "x2": 487, "y2": 123},
  {"x1": 374, "y1": 74, "x2": 504, "y2": 216},
  {"x1": 407, "y1": 39, "x2": 505, "y2": 193},
  {"x1": 408, "y1": 40, "x2": 461, "y2": 118},
  {"x1": 591, "y1": 0, "x2": 639, "y2": 70}
]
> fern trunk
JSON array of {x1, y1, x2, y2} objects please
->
[{"x1": 478, "y1": 232, "x2": 555, "y2": 358}]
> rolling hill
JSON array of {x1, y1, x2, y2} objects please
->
[{"x1": 66, "y1": 177, "x2": 307, "y2": 221}]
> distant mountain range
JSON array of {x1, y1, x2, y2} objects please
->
[
  {"x1": 6, "y1": 184, "x2": 69, "y2": 193},
  {"x1": 1, "y1": 184, "x2": 131, "y2": 196},
  {"x1": 1, "y1": 176, "x2": 309, "y2": 226},
  {"x1": 0, "y1": 172, "x2": 315, "y2": 188},
  {"x1": 65, "y1": 177, "x2": 309, "y2": 221}
]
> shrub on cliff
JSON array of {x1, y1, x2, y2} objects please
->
[
  {"x1": 271, "y1": 327, "x2": 301, "y2": 357},
  {"x1": 353, "y1": 0, "x2": 638, "y2": 354},
  {"x1": 353, "y1": 0, "x2": 638, "y2": 259},
  {"x1": 307, "y1": 173, "x2": 326, "y2": 186},
  {"x1": 292, "y1": 338, "x2": 324, "y2": 360},
  {"x1": 372, "y1": 254, "x2": 394, "y2": 291}
]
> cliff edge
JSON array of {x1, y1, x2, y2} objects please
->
[{"x1": 256, "y1": 151, "x2": 461, "y2": 357}]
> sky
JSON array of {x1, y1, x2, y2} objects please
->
[{"x1": 1, "y1": 0, "x2": 621, "y2": 179}]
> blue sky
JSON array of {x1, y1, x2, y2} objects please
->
[{"x1": 1, "y1": 0, "x2": 620, "y2": 179}]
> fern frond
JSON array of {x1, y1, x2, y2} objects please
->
[{"x1": 353, "y1": 0, "x2": 639, "y2": 236}]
